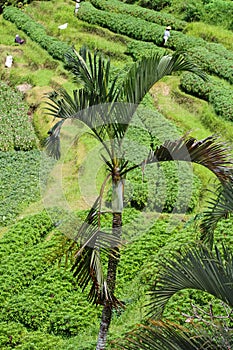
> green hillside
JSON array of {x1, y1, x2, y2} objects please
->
[{"x1": 0, "y1": 0, "x2": 233, "y2": 348}]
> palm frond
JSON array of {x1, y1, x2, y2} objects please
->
[
  {"x1": 121, "y1": 52, "x2": 207, "y2": 105},
  {"x1": 148, "y1": 245, "x2": 233, "y2": 319},
  {"x1": 65, "y1": 47, "x2": 120, "y2": 104},
  {"x1": 140, "y1": 135, "x2": 233, "y2": 183},
  {"x1": 69, "y1": 197, "x2": 121, "y2": 306},
  {"x1": 45, "y1": 119, "x2": 65, "y2": 159},
  {"x1": 117, "y1": 320, "x2": 220, "y2": 350},
  {"x1": 200, "y1": 181, "x2": 233, "y2": 248}
]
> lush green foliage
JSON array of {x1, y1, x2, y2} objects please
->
[
  {"x1": 89, "y1": 0, "x2": 186, "y2": 31},
  {"x1": 123, "y1": 0, "x2": 233, "y2": 30},
  {"x1": 0, "y1": 211, "x2": 101, "y2": 348},
  {"x1": 181, "y1": 73, "x2": 233, "y2": 121},
  {"x1": 78, "y1": 2, "x2": 233, "y2": 82},
  {"x1": 0, "y1": 0, "x2": 32, "y2": 14},
  {"x1": 202, "y1": 0, "x2": 233, "y2": 30},
  {"x1": 78, "y1": 2, "x2": 165, "y2": 44},
  {"x1": 3, "y1": 6, "x2": 72, "y2": 61},
  {"x1": 1, "y1": 0, "x2": 233, "y2": 348},
  {"x1": 0, "y1": 81, "x2": 37, "y2": 151},
  {"x1": 0, "y1": 150, "x2": 53, "y2": 226},
  {"x1": 0, "y1": 209, "x2": 197, "y2": 349}
]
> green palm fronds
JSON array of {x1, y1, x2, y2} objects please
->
[{"x1": 148, "y1": 245, "x2": 233, "y2": 318}]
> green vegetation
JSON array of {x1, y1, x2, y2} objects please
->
[
  {"x1": 0, "y1": 81, "x2": 37, "y2": 151},
  {"x1": 0, "y1": 150, "x2": 53, "y2": 226},
  {"x1": 89, "y1": 0, "x2": 186, "y2": 30},
  {"x1": 0, "y1": 0, "x2": 233, "y2": 348}
]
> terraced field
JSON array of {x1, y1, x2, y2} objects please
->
[{"x1": 0, "y1": 0, "x2": 233, "y2": 348}]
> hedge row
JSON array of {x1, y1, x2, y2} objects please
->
[
  {"x1": 89, "y1": 0, "x2": 186, "y2": 31},
  {"x1": 0, "y1": 81, "x2": 37, "y2": 151},
  {"x1": 78, "y1": 2, "x2": 233, "y2": 84},
  {"x1": 120, "y1": 106, "x2": 201, "y2": 213},
  {"x1": 3, "y1": 6, "x2": 72, "y2": 61},
  {"x1": 125, "y1": 40, "x2": 165, "y2": 60},
  {"x1": 127, "y1": 37, "x2": 233, "y2": 72},
  {"x1": 181, "y1": 73, "x2": 233, "y2": 121}
]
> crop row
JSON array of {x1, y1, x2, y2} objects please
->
[
  {"x1": 89, "y1": 0, "x2": 233, "y2": 64},
  {"x1": 118, "y1": 106, "x2": 201, "y2": 213},
  {"x1": 180, "y1": 73, "x2": 233, "y2": 121},
  {"x1": 3, "y1": 6, "x2": 72, "y2": 61},
  {"x1": 89, "y1": 0, "x2": 186, "y2": 31},
  {"x1": 78, "y1": 2, "x2": 233, "y2": 84},
  {"x1": 3, "y1": 6, "x2": 232, "y2": 125},
  {"x1": 3, "y1": 4, "x2": 232, "y2": 87},
  {"x1": 126, "y1": 40, "x2": 233, "y2": 122},
  {"x1": 0, "y1": 81, "x2": 38, "y2": 151},
  {"x1": 0, "y1": 150, "x2": 54, "y2": 226}
]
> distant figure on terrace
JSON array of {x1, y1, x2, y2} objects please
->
[
  {"x1": 75, "y1": 0, "x2": 81, "y2": 15},
  {"x1": 15, "y1": 34, "x2": 25, "y2": 45},
  {"x1": 162, "y1": 26, "x2": 171, "y2": 46}
]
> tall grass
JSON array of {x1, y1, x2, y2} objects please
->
[{"x1": 185, "y1": 22, "x2": 233, "y2": 51}]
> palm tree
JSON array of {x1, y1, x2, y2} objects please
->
[
  {"x1": 119, "y1": 244, "x2": 233, "y2": 349},
  {"x1": 44, "y1": 46, "x2": 233, "y2": 349}
]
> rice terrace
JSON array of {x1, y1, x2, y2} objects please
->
[{"x1": 0, "y1": 0, "x2": 233, "y2": 349}]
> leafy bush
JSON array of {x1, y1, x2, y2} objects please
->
[
  {"x1": 0, "y1": 0, "x2": 33, "y2": 15},
  {"x1": 181, "y1": 73, "x2": 233, "y2": 121},
  {"x1": 105, "y1": 108, "x2": 201, "y2": 213},
  {"x1": 203, "y1": 0, "x2": 233, "y2": 30},
  {"x1": 138, "y1": 0, "x2": 171, "y2": 11},
  {"x1": 169, "y1": 0, "x2": 204, "y2": 22},
  {"x1": 78, "y1": 2, "x2": 165, "y2": 44},
  {"x1": 125, "y1": 40, "x2": 164, "y2": 60},
  {"x1": 0, "y1": 81, "x2": 37, "y2": 151},
  {"x1": 186, "y1": 47, "x2": 233, "y2": 84},
  {"x1": 0, "y1": 150, "x2": 54, "y2": 226},
  {"x1": 0, "y1": 212, "x2": 101, "y2": 346}
]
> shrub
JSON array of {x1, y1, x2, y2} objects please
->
[
  {"x1": 0, "y1": 81, "x2": 37, "y2": 151},
  {"x1": 138, "y1": 0, "x2": 171, "y2": 11},
  {"x1": 0, "y1": 212, "x2": 101, "y2": 341},
  {"x1": 180, "y1": 73, "x2": 233, "y2": 121},
  {"x1": 170, "y1": 0, "x2": 204, "y2": 22},
  {"x1": 203, "y1": 0, "x2": 233, "y2": 30},
  {"x1": 0, "y1": 150, "x2": 54, "y2": 226}
]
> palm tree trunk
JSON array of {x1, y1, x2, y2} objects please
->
[{"x1": 96, "y1": 178, "x2": 123, "y2": 350}]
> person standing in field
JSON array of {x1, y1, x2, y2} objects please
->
[
  {"x1": 162, "y1": 26, "x2": 171, "y2": 46},
  {"x1": 74, "y1": 0, "x2": 81, "y2": 15}
]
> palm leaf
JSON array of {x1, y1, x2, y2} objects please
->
[
  {"x1": 121, "y1": 52, "x2": 207, "y2": 105},
  {"x1": 136, "y1": 135, "x2": 232, "y2": 183},
  {"x1": 45, "y1": 48, "x2": 208, "y2": 161},
  {"x1": 148, "y1": 245, "x2": 233, "y2": 319},
  {"x1": 118, "y1": 320, "x2": 221, "y2": 350},
  {"x1": 65, "y1": 47, "x2": 120, "y2": 104},
  {"x1": 45, "y1": 119, "x2": 65, "y2": 160},
  {"x1": 200, "y1": 181, "x2": 233, "y2": 248},
  {"x1": 69, "y1": 197, "x2": 121, "y2": 306}
]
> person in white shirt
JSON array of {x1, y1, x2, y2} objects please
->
[
  {"x1": 75, "y1": 0, "x2": 81, "y2": 15},
  {"x1": 163, "y1": 26, "x2": 171, "y2": 46}
]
